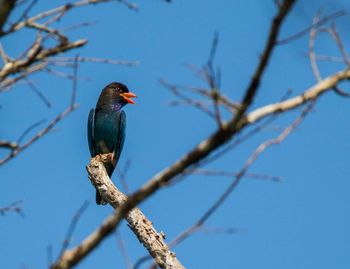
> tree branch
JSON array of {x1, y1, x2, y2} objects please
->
[
  {"x1": 0, "y1": 200, "x2": 24, "y2": 217},
  {"x1": 1, "y1": 0, "x2": 138, "y2": 37},
  {"x1": 0, "y1": 0, "x2": 16, "y2": 33},
  {"x1": 0, "y1": 103, "x2": 79, "y2": 166},
  {"x1": 52, "y1": 154, "x2": 185, "y2": 269}
]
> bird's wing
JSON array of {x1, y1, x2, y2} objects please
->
[
  {"x1": 87, "y1": 108, "x2": 95, "y2": 157},
  {"x1": 113, "y1": 110, "x2": 126, "y2": 167}
]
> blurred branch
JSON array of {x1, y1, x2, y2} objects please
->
[
  {"x1": 57, "y1": 201, "x2": 90, "y2": 260},
  {"x1": 322, "y1": 24, "x2": 350, "y2": 97},
  {"x1": 168, "y1": 102, "x2": 314, "y2": 248},
  {"x1": 161, "y1": 79, "x2": 216, "y2": 118},
  {"x1": 0, "y1": 103, "x2": 79, "y2": 166},
  {"x1": 0, "y1": 38, "x2": 87, "y2": 90},
  {"x1": 0, "y1": 0, "x2": 16, "y2": 33},
  {"x1": 184, "y1": 168, "x2": 282, "y2": 182},
  {"x1": 309, "y1": 13, "x2": 322, "y2": 82},
  {"x1": 277, "y1": 10, "x2": 346, "y2": 45},
  {"x1": 0, "y1": 200, "x2": 24, "y2": 217},
  {"x1": 1, "y1": 0, "x2": 137, "y2": 37},
  {"x1": 0, "y1": 0, "x2": 139, "y2": 93},
  {"x1": 116, "y1": 232, "x2": 133, "y2": 269},
  {"x1": 48, "y1": 56, "x2": 139, "y2": 67},
  {"x1": 314, "y1": 54, "x2": 345, "y2": 63},
  {"x1": 116, "y1": 159, "x2": 132, "y2": 194},
  {"x1": 0, "y1": 140, "x2": 18, "y2": 150},
  {"x1": 327, "y1": 24, "x2": 350, "y2": 67},
  {"x1": 0, "y1": 61, "x2": 80, "y2": 165},
  {"x1": 25, "y1": 78, "x2": 52, "y2": 107},
  {"x1": 307, "y1": 14, "x2": 350, "y2": 97}
]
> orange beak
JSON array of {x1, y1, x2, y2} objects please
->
[{"x1": 120, "y1": 92, "x2": 137, "y2": 104}]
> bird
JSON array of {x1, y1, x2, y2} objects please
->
[{"x1": 87, "y1": 82, "x2": 136, "y2": 205}]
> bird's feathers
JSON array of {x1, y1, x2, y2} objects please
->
[
  {"x1": 89, "y1": 108, "x2": 126, "y2": 176},
  {"x1": 87, "y1": 108, "x2": 95, "y2": 157},
  {"x1": 88, "y1": 82, "x2": 134, "y2": 205}
]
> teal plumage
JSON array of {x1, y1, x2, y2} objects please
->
[{"x1": 87, "y1": 82, "x2": 136, "y2": 205}]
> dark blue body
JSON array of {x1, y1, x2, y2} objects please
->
[
  {"x1": 87, "y1": 82, "x2": 132, "y2": 205},
  {"x1": 88, "y1": 105, "x2": 126, "y2": 204}
]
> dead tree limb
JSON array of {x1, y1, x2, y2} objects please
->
[{"x1": 52, "y1": 154, "x2": 185, "y2": 269}]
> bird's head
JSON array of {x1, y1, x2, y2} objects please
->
[{"x1": 103, "y1": 82, "x2": 137, "y2": 107}]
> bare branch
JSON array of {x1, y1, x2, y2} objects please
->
[
  {"x1": 140, "y1": 102, "x2": 314, "y2": 269},
  {"x1": 0, "y1": 39, "x2": 87, "y2": 87},
  {"x1": 70, "y1": 55, "x2": 79, "y2": 106},
  {"x1": 24, "y1": 78, "x2": 52, "y2": 107},
  {"x1": 184, "y1": 169, "x2": 282, "y2": 182},
  {"x1": 160, "y1": 79, "x2": 216, "y2": 118},
  {"x1": 245, "y1": 69, "x2": 350, "y2": 124},
  {"x1": 53, "y1": 154, "x2": 184, "y2": 269},
  {"x1": 172, "y1": 102, "x2": 314, "y2": 247},
  {"x1": 0, "y1": 140, "x2": 18, "y2": 150},
  {"x1": 2, "y1": 0, "x2": 138, "y2": 37},
  {"x1": 238, "y1": 0, "x2": 296, "y2": 115},
  {"x1": 17, "y1": 119, "x2": 46, "y2": 144},
  {"x1": 327, "y1": 24, "x2": 350, "y2": 67},
  {"x1": 116, "y1": 159, "x2": 132, "y2": 194},
  {"x1": 48, "y1": 56, "x2": 139, "y2": 67},
  {"x1": 0, "y1": 200, "x2": 24, "y2": 217},
  {"x1": 0, "y1": 42, "x2": 11, "y2": 63},
  {"x1": 12, "y1": 0, "x2": 39, "y2": 27},
  {"x1": 0, "y1": 0, "x2": 16, "y2": 32},
  {"x1": 116, "y1": 232, "x2": 133, "y2": 269},
  {"x1": 57, "y1": 201, "x2": 90, "y2": 260},
  {"x1": 277, "y1": 10, "x2": 346, "y2": 45},
  {"x1": 0, "y1": 104, "x2": 79, "y2": 166},
  {"x1": 309, "y1": 14, "x2": 322, "y2": 82},
  {"x1": 0, "y1": 62, "x2": 48, "y2": 91}
]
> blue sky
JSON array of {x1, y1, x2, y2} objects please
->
[{"x1": 1, "y1": 1, "x2": 350, "y2": 268}]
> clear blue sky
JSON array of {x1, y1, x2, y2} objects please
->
[{"x1": 1, "y1": 1, "x2": 350, "y2": 268}]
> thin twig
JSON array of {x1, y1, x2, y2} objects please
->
[
  {"x1": 184, "y1": 169, "x2": 282, "y2": 182},
  {"x1": 12, "y1": 0, "x2": 39, "y2": 27},
  {"x1": 171, "y1": 102, "x2": 314, "y2": 248},
  {"x1": 57, "y1": 201, "x2": 90, "y2": 260},
  {"x1": 48, "y1": 56, "x2": 139, "y2": 67},
  {"x1": 71, "y1": 55, "x2": 78, "y2": 106},
  {"x1": 2, "y1": 0, "x2": 138, "y2": 36},
  {"x1": 0, "y1": 200, "x2": 24, "y2": 217},
  {"x1": 309, "y1": 13, "x2": 322, "y2": 82},
  {"x1": 328, "y1": 23, "x2": 350, "y2": 67},
  {"x1": 25, "y1": 78, "x2": 52, "y2": 107},
  {"x1": 116, "y1": 159, "x2": 131, "y2": 194},
  {"x1": 17, "y1": 119, "x2": 46, "y2": 144},
  {"x1": 116, "y1": 232, "x2": 133, "y2": 269},
  {"x1": 277, "y1": 10, "x2": 346, "y2": 45},
  {"x1": 0, "y1": 104, "x2": 79, "y2": 166},
  {"x1": 160, "y1": 79, "x2": 216, "y2": 118},
  {"x1": 0, "y1": 42, "x2": 10, "y2": 63}
]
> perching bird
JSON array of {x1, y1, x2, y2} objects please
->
[{"x1": 87, "y1": 82, "x2": 136, "y2": 205}]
